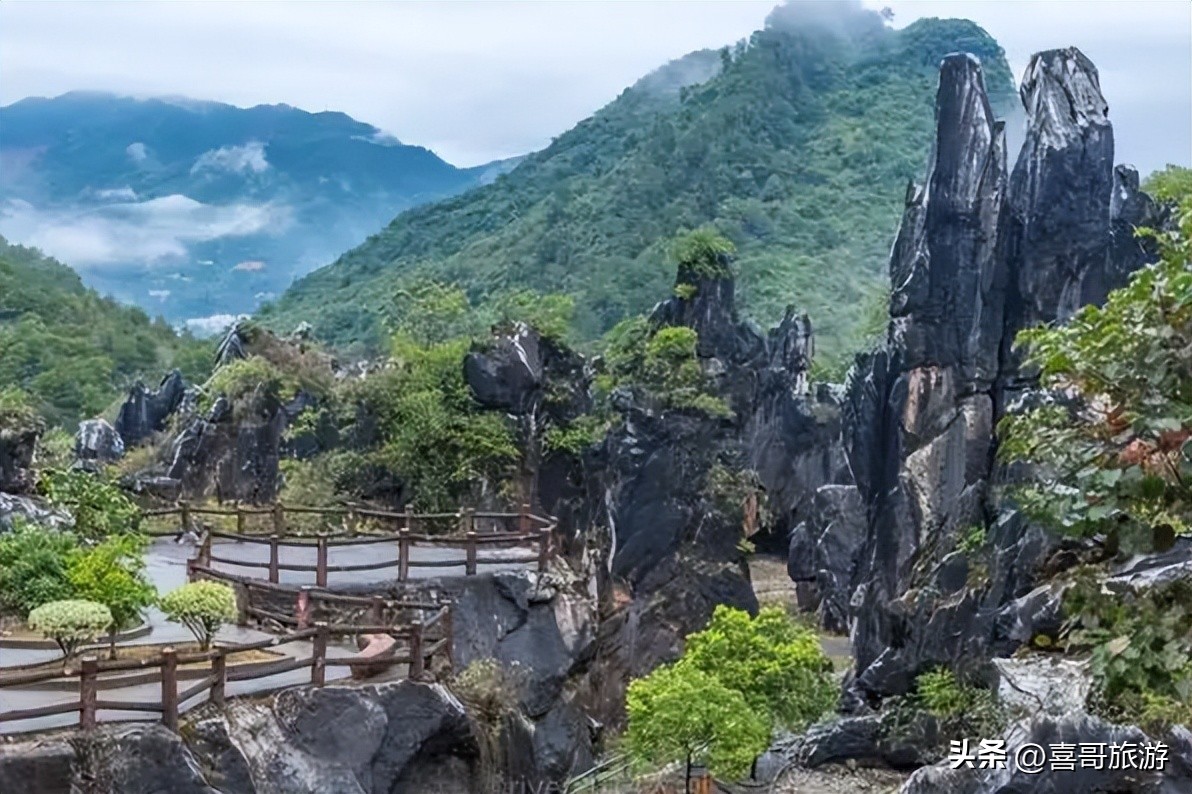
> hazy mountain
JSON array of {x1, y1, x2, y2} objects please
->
[
  {"x1": 261, "y1": 7, "x2": 1015, "y2": 369},
  {"x1": 0, "y1": 92, "x2": 507, "y2": 332}
]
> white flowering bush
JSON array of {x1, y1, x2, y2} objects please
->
[
  {"x1": 27, "y1": 599, "x2": 112, "y2": 661},
  {"x1": 159, "y1": 581, "x2": 237, "y2": 650}
]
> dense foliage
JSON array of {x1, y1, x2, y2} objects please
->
[
  {"x1": 625, "y1": 662, "x2": 770, "y2": 781},
  {"x1": 38, "y1": 468, "x2": 141, "y2": 541},
  {"x1": 0, "y1": 522, "x2": 80, "y2": 616},
  {"x1": 624, "y1": 606, "x2": 836, "y2": 780},
  {"x1": 998, "y1": 168, "x2": 1192, "y2": 553},
  {"x1": 27, "y1": 599, "x2": 113, "y2": 661},
  {"x1": 0, "y1": 236, "x2": 210, "y2": 427},
  {"x1": 159, "y1": 581, "x2": 238, "y2": 651},
  {"x1": 262, "y1": 13, "x2": 1014, "y2": 371},
  {"x1": 67, "y1": 533, "x2": 155, "y2": 658},
  {"x1": 1065, "y1": 573, "x2": 1192, "y2": 731},
  {"x1": 913, "y1": 667, "x2": 1005, "y2": 739},
  {"x1": 684, "y1": 605, "x2": 836, "y2": 731}
]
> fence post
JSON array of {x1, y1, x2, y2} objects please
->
[
  {"x1": 370, "y1": 595, "x2": 385, "y2": 626},
  {"x1": 316, "y1": 535, "x2": 329, "y2": 588},
  {"x1": 465, "y1": 531, "x2": 478, "y2": 576},
  {"x1": 442, "y1": 605, "x2": 454, "y2": 672},
  {"x1": 272, "y1": 502, "x2": 285, "y2": 535},
  {"x1": 296, "y1": 586, "x2": 313, "y2": 630},
  {"x1": 398, "y1": 529, "x2": 410, "y2": 582},
  {"x1": 408, "y1": 620, "x2": 424, "y2": 679},
  {"x1": 538, "y1": 527, "x2": 552, "y2": 573},
  {"x1": 186, "y1": 556, "x2": 198, "y2": 583},
  {"x1": 179, "y1": 500, "x2": 191, "y2": 535},
  {"x1": 268, "y1": 535, "x2": 280, "y2": 584},
  {"x1": 520, "y1": 502, "x2": 531, "y2": 534},
  {"x1": 79, "y1": 656, "x2": 98, "y2": 730},
  {"x1": 161, "y1": 647, "x2": 179, "y2": 732},
  {"x1": 236, "y1": 504, "x2": 246, "y2": 535},
  {"x1": 210, "y1": 652, "x2": 227, "y2": 708},
  {"x1": 198, "y1": 529, "x2": 212, "y2": 567},
  {"x1": 311, "y1": 623, "x2": 328, "y2": 686},
  {"x1": 234, "y1": 583, "x2": 249, "y2": 626}
]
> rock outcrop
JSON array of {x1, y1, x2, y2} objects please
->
[
  {"x1": 787, "y1": 47, "x2": 1167, "y2": 706},
  {"x1": 75, "y1": 418, "x2": 125, "y2": 467},
  {"x1": 114, "y1": 369, "x2": 187, "y2": 447},
  {"x1": 0, "y1": 414, "x2": 41, "y2": 494}
]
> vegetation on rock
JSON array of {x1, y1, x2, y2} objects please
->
[{"x1": 37, "y1": 468, "x2": 141, "y2": 541}]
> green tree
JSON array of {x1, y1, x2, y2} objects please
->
[
  {"x1": 671, "y1": 227, "x2": 736, "y2": 278},
  {"x1": 67, "y1": 533, "x2": 156, "y2": 659},
  {"x1": 37, "y1": 469, "x2": 141, "y2": 541},
  {"x1": 0, "y1": 522, "x2": 78, "y2": 617},
  {"x1": 626, "y1": 662, "x2": 770, "y2": 784},
  {"x1": 392, "y1": 280, "x2": 474, "y2": 346},
  {"x1": 998, "y1": 171, "x2": 1192, "y2": 552},
  {"x1": 159, "y1": 581, "x2": 238, "y2": 651},
  {"x1": 27, "y1": 599, "x2": 112, "y2": 663},
  {"x1": 684, "y1": 605, "x2": 836, "y2": 731}
]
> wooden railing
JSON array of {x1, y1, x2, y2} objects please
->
[
  {"x1": 144, "y1": 501, "x2": 556, "y2": 586},
  {"x1": 0, "y1": 609, "x2": 451, "y2": 735}
]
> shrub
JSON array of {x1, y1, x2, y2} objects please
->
[
  {"x1": 914, "y1": 667, "x2": 1005, "y2": 738},
  {"x1": 542, "y1": 415, "x2": 608, "y2": 456},
  {"x1": 684, "y1": 605, "x2": 837, "y2": 731},
  {"x1": 37, "y1": 468, "x2": 140, "y2": 541},
  {"x1": 0, "y1": 522, "x2": 77, "y2": 617},
  {"x1": 0, "y1": 387, "x2": 44, "y2": 434},
  {"x1": 159, "y1": 581, "x2": 237, "y2": 650},
  {"x1": 67, "y1": 533, "x2": 155, "y2": 658},
  {"x1": 625, "y1": 662, "x2": 769, "y2": 781},
  {"x1": 670, "y1": 228, "x2": 736, "y2": 279},
  {"x1": 27, "y1": 599, "x2": 112, "y2": 661}
]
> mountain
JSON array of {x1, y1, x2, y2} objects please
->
[
  {"x1": 0, "y1": 92, "x2": 505, "y2": 331},
  {"x1": 261, "y1": 7, "x2": 1016, "y2": 369},
  {"x1": 0, "y1": 235, "x2": 208, "y2": 427}
]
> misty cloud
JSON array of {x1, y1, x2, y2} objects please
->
[
  {"x1": 184, "y1": 313, "x2": 242, "y2": 337},
  {"x1": 0, "y1": 194, "x2": 290, "y2": 269},
  {"x1": 125, "y1": 142, "x2": 148, "y2": 163},
  {"x1": 190, "y1": 140, "x2": 269, "y2": 175}
]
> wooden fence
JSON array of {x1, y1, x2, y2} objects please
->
[
  {"x1": 0, "y1": 607, "x2": 451, "y2": 735},
  {"x1": 145, "y1": 502, "x2": 556, "y2": 586}
]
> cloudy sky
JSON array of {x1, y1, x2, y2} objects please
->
[{"x1": 1, "y1": 0, "x2": 1189, "y2": 173}]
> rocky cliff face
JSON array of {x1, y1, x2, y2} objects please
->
[{"x1": 788, "y1": 48, "x2": 1166, "y2": 704}]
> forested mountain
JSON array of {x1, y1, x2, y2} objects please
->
[
  {"x1": 262, "y1": 7, "x2": 1015, "y2": 369},
  {"x1": 0, "y1": 93, "x2": 504, "y2": 329},
  {"x1": 0, "y1": 236, "x2": 208, "y2": 427}
]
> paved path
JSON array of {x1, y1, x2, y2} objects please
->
[{"x1": 154, "y1": 536, "x2": 535, "y2": 587}]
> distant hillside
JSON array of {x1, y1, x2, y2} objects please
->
[
  {"x1": 0, "y1": 236, "x2": 208, "y2": 427},
  {"x1": 0, "y1": 93, "x2": 505, "y2": 330},
  {"x1": 262, "y1": 8, "x2": 1015, "y2": 369}
]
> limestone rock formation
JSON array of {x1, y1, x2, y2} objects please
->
[
  {"x1": 786, "y1": 47, "x2": 1169, "y2": 705},
  {"x1": 0, "y1": 422, "x2": 39, "y2": 494},
  {"x1": 114, "y1": 369, "x2": 187, "y2": 447},
  {"x1": 75, "y1": 418, "x2": 125, "y2": 467}
]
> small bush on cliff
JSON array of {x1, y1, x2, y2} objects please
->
[
  {"x1": 998, "y1": 174, "x2": 1192, "y2": 553},
  {"x1": 159, "y1": 581, "x2": 237, "y2": 651},
  {"x1": 625, "y1": 662, "x2": 770, "y2": 782},
  {"x1": 451, "y1": 659, "x2": 527, "y2": 790},
  {"x1": 671, "y1": 227, "x2": 735, "y2": 279},
  {"x1": 27, "y1": 599, "x2": 112, "y2": 662},
  {"x1": 684, "y1": 605, "x2": 837, "y2": 731},
  {"x1": 0, "y1": 386, "x2": 43, "y2": 433}
]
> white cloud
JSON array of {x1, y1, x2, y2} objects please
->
[
  {"x1": 0, "y1": 194, "x2": 291, "y2": 268},
  {"x1": 93, "y1": 186, "x2": 138, "y2": 201},
  {"x1": 125, "y1": 142, "x2": 148, "y2": 163},
  {"x1": 185, "y1": 313, "x2": 241, "y2": 337},
  {"x1": 190, "y1": 140, "x2": 269, "y2": 175},
  {"x1": 232, "y1": 259, "x2": 265, "y2": 272},
  {"x1": 148, "y1": 289, "x2": 170, "y2": 300}
]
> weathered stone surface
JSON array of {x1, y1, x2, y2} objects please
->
[
  {"x1": 0, "y1": 736, "x2": 75, "y2": 793},
  {"x1": 114, "y1": 369, "x2": 187, "y2": 447},
  {"x1": 0, "y1": 492, "x2": 71, "y2": 531},
  {"x1": 75, "y1": 418, "x2": 125, "y2": 467},
  {"x1": 0, "y1": 422, "x2": 40, "y2": 494}
]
